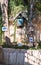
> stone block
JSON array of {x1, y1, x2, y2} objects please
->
[
  {"x1": 3, "y1": 52, "x2": 9, "y2": 64},
  {"x1": 17, "y1": 53, "x2": 24, "y2": 65},
  {"x1": 28, "y1": 60, "x2": 35, "y2": 65},
  {"x1": 9, "y1": 53, "x2": 16, "y2": 65}
]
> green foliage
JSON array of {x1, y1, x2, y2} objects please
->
[
  {"x1": 8, "y1": 0, "x2": 28, "y2": 18},
  {"x1": 36, "y1": 2, "x2": 41, "y2": 11},
  {"x1": 35, "y1": 0, "x2": 41, "y2": 14},
  {"x1": 13, "y1": 5, "x2": 25, "y2": 16},
  {"x1": 38, "y1": 41, "x2": 41, "y2": 46},
  {"x1": 8, "y1": 0, "x2": 41, "y2": 19},
  {"x1": 2, "y1": 43, "x2": 29, "y2": 49}
]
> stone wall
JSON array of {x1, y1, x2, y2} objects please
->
[{"x1": 2, "y1": 48, "x2": 41, "y2": 65}]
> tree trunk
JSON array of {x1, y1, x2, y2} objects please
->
[{"x1": 1, "y1": 0, "x2": 10, "y2": 45}]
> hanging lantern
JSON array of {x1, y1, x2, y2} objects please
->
[{"x1": 17, "y1": 18, "x2": 24, "y2": 27}]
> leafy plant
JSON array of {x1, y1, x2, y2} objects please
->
[{"x1": 35, "y1": 0, "x2": 41, "y2": 14}]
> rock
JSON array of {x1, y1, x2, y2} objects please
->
[{"x1": 18, "y1": 43, "x2": 23, "y2": 47}]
